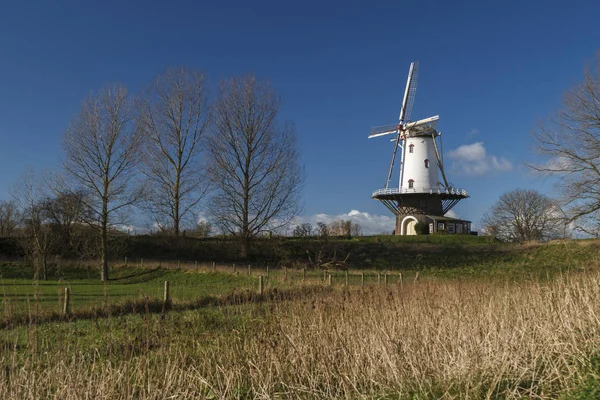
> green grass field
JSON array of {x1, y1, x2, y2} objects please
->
[
  {"x1": 0, "y1": 261, "x2": 401, "y2": 322},
  {"x1": 2, "y1": 238, "x2": 599, "y2": 319}
]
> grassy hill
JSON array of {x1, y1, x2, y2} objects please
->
[
  {"x1": 3, "y1": 234, "x2": 600, "y2": 278},
  {"x1": 121, "y1": 235, "x2": 600, "y2": 279}
]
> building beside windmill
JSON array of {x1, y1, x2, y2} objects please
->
[{"x1": 368, "y1": 62, "x2": 471, "y2": 235}]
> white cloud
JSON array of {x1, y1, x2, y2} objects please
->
[
  {"x1": 539, "y1": 156, "x2": 572, "y2": 172},
  {"x1": 447, "y1": 142, "x2": 512, "y2": 177},
  {"x1": 196, "y1": 212, "x2": 209, "y2": 224},
  {"x1": 114, "y1": 224, "x2": 137, "y2": 233},
  {"x1": 445, "y1": 209, "x2": 459, "y2": 219},
  {"x1": 291, "y1": 209, "x2": 470, "y2": 236},
  {"x1": 293, "y1": 210, "x2": 396, "y2": 235}
]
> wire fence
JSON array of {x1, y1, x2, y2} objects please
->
[{"x1": 1, "y1": 259, "x2": 412, "y2": 324}]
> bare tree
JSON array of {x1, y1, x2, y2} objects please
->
[
  {"x1": 481, "y1": 189, "x2": 566, "y2": 242},
  {"x1": 293, "y1": 222, "x2": 313, "y2": 237},
  {"x1": 328, "y1": 220, "x2": 362, "y2": 237},
  {"x1": 138, "y1": 68, "x2": 211, "y2": 236},
  {"x1": 193, "y1": 220, "x2": 212, "y2": 238},
  {"x1": 206, "y1": 75, "x2": 304, "y2": 258},
  {"x1": 530, "y1": 58, "x2": 600, "y2": 235},
  {"x1": 0, "y1": 200, "x2": 20, "y2": 237},
  {"x1": 43, "y1": 188, "x2": 90, "y2": 255},
  {"x1": 12, "y1": 170, "x2": 57, "y2": 280},
  {"x1": 316, "y1": 222, "x2": 329, "y2": 237},
  {"x1": 349, "y1": 221, "x2": 362, "y2": 237},
  {"x1": 63, "y1": 85, "x2": 143, "y2": 281}
]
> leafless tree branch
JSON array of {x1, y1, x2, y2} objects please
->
[
  {"x1": 529, "y1": 57, "x2": 600, "y2": 234},
  {"x1": 63, "y1": 85, "x2": 143, "y2": 280},
  {"x1": 11, "y1": 170, "x2": 58, "y2": 280},
  {"x1": 481, "y1": 189, "x2": 567, "y2": 242},
  {"x1": 206, "y1": 75, "x2": 304, "y2": 258},
  {"x1": 138, "y1": 68, "x2": 211, "y2": 236}
]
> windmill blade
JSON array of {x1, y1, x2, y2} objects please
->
[
  {"x1": 431, "y1": 131, "x2": 450, "y2": 189},
  {"x1": 368, "y1": 124, "x2": 398, "y2": 138},
  {"x1": 403, "y1": 62, "x2": 419, "y2": 123},
  {"x1": 404, "y1": 115, "x2": 439, "y2": 136},
  {"x1": 405, "y1": 115, "x2": 438, "y2": 130},
  {"x1": 385, "y1": 133, "x2": 402, "y2": 189},
  {"x1": 398, "y1": 61, "x2": 419, "y2": 123}
]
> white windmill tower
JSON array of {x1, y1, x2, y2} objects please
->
[{"x1": 368, "y1": 62, "x2": 470, "y2": 235}]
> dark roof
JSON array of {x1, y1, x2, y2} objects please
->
[{"x1": 426, "y1": 215, "x2": 471, "y2": 223}]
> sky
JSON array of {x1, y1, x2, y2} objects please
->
[{"x1": 1, "y1": 0, "x2": 599, "y2": 234}]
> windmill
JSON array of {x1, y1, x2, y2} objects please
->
[{"x1": 368, "y1": 62, "x2": 470, "y2": 235}]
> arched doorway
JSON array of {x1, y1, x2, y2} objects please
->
[{"x1": 401, "y1": 216, "x2": 418, "y2": 235}]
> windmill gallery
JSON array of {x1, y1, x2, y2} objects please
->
[{"x1": 368, "y1": 62, "x2": 471, "y2": 236}]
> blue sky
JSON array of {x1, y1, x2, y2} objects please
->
[{"x1": 1, "y1": 0, "x2": 599, "y2": 234}]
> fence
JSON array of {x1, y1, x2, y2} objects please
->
[{"x1": 0, "y1": 259, "x2": 415, "y2": 323}]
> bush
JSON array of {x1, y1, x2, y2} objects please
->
[{"x1": 414, "y1": 222, "x2": 428, "y2": 235}]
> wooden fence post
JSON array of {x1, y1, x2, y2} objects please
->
[
  {"x1": 177, "y1": 260, "x2": 181, "y2": 269},
  {"x1": 233, "y1": 263, "x2": 236, "y2": 274},
  {"x1": 124, "y1": 257, "x2": 128, "y2": 267},
  {"x1": 361, "y1": 272, "x2": 364, "y2": 288},
  {"x1": 163, "y1": 281, "x2": 170, "y2": 309},
  {"x1": 398, "y1": 273, "x2": 403, "y2": 286},
  {"x1": 266, "y1": 266, "x2": 269, "y2": 278},
  {"x1": 327, "y1": 274, "x2": 332, "y2": 286},
  {"x1": 345, "y1": 270, "x2": 349, "y2": 286},
  {"x1": 323, "y1": 270, "x2": 326, "y2": 282},
  {"x1": 414, "y1": 272, "x2": 420, "y2": 283},
  {"x1": 248, "y1": 264, "x2": 251, "y2": 276},
  {"x1": 63, "y1": 287, "x2": 70, "y2": 315},
  {"x1": 259, "y1": 276, "x2": 263, "y2": 295},
  {"x1": 212, "y1": 261, "x2": 216, "y2": 272}
]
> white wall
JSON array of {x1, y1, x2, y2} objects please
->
[{"x1": 401, "y1": 136, "x2": 440, "y2": 192}]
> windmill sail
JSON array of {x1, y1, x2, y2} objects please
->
[
  {"x1": 380, "y1": 62, "x2": 420, "y2": 188},
  {"x1": 399, "y1": 62, "x2": 418, "y2": 123},
  {"x1": 402, "y1": 62, "x2": 419, "y2": 123},
  {"x1": 368, "y1": 124, "x2": 398, "y2": 138}
]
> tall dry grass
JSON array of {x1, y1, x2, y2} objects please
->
[{"x1": 2, "y1": 272, "x2": 600, "y2": 398}]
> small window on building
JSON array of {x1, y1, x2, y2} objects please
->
[
  {"x1": 409, "y1": 144, "x2": 414, "y2": 153},
  {"x1": 438, "y1": 222, "x2": 445, "y2": 231},
  {"x1": 424, "y1": 159, "x2": 430, "y2": 168},
  {"x1": 408, "y1": 179, "x2": 414, "y2": 189}
]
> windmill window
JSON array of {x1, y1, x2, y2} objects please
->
[
  {"x1": 409, "y1": 144, "x2": 414, "y2": 153},
  {"x1": 408, "y1": 179, "x2": 414, "y2": 189},
  {"x1": 424, "y1": 159, "x2": 430, "y2": 168}
]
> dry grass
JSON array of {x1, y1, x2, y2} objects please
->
[{"x1": 1, "y1": 272, "x2": 600, "y2": 398}]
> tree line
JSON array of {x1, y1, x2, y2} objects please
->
[
  {"x1": 1, "y1": 69, "x2": 304, "y2": 281},
  {"x1": 292, "y1": 220, "x2": 362, "y2": 238}
]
